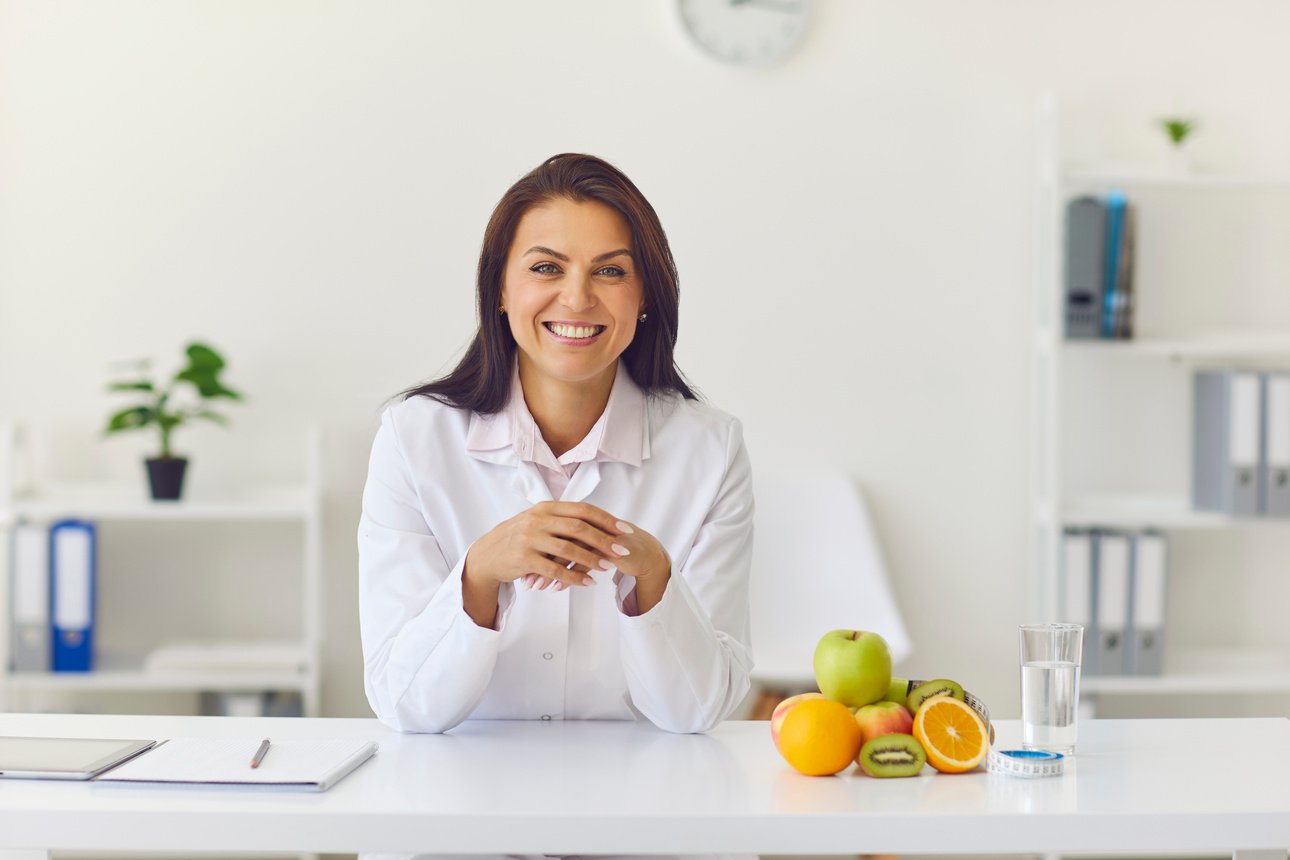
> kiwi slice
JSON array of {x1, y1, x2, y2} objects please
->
[
  {"x1": 906, "y1": 678, "x2": 965, "y2": 714},
  {"x1": 857, "y1": 733, "x2": 926, "y2": 778}
]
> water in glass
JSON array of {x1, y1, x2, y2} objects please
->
[{"x1": 1021, "y1": 659, "x2": 1080, "y2": 753}]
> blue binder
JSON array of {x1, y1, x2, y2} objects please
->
[{"x1": 50, "y1": 520, "x2": 96, "y2": 672}]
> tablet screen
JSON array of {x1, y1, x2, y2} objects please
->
[{"x1": 0, "y1": 737, "x2": 156, "y2": 776}]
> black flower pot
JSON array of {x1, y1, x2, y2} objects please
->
[{"x1": 145, "y1": 457, "x2": 188, "y2": 500}]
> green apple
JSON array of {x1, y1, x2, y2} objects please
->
[
  {"x1": 883, "y1": 676, "x2": 910, "y2": 705},
  {"x1": 813, "y1": 629, "x2": 893, "y2": 708}
]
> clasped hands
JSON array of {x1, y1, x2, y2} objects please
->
[{"x1": 465, "y1": 501, "x2": 670, "y2": 593}]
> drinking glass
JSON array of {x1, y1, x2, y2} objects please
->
[{"x1": 1019, "y1": 623, "x2": 1083, "y2": 754}]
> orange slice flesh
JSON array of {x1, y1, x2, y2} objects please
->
[{"x1": 912, "y1": 695, "x2": 989, "y2": 774}]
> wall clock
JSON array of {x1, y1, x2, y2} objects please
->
[{"x1": 677, "y1": 0, "x2": 812, "y2": 68}]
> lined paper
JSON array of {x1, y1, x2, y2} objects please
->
[{"x1": 97, "y1": 737, "x2": 375, "y2": 788}]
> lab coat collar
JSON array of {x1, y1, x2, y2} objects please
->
[{"x1": 465, "y1": 361, "x2": 650, "y2": 468}]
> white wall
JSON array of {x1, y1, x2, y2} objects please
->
[{"x1": 3, "y1": 0, "x2": 1290, "y2": 720}]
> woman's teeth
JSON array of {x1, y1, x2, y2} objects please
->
[{"x1": 546, "y1": 323, "x2": 605, "y2": 339}]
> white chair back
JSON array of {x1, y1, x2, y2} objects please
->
[{"x1": 749, "y1": 470, "x2": 911, "y2": 689}]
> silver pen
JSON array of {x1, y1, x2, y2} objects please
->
[{"x1": 250, "y1": 738, "x2": 271, "y2": 769}]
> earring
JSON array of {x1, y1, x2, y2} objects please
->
[
  {"x1": 499, "y1": 306, "x2": 506, "y2": 314},
  {"x1": 638, "y1": 312, "x2": 648, "y2": 323}
]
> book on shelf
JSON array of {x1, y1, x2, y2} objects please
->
[{"x1": 1063, "y1": 192, "x2": 1137, "y2": 340}]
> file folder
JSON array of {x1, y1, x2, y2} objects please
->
[
  {"x1": 1095, "y1": 531, "x2": 1130, "y2": 676},
  {"x1": 1193, "y1": 370, "x2": 1261, "y2": 516},
  {"x1": 1063, "y1": 196, "x2": 1107, "y2": 340},
  {"x1": 50, "y1": 520, "x2": 95, "y2": 672},
  {"x1": 1262, "y1": 372, "x2": 1290, "y2": 517},
  {"x1": 10, "y1": 523, "x2": 50, "y2": 672},
  {"x1": 1127, "y1": 531, "x2": 1167, "y2": 675},
  {"x1": 1060, "y1": 529, "x2": 1097, "y2": 676}
]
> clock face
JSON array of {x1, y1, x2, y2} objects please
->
[{"x1": 678, "y1": 0, "x2": 812, "y2": 68}]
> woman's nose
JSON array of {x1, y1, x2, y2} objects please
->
[{"x1": 559, "y1": 273, "x2": 596, "y2": 311}]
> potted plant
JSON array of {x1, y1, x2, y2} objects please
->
[
  {"x1": 104, "y1": 342, "x2": 243, "y2": 500},
  {"x1": 1158, "y1": 116, "x2": 1198, "y2": 172}
]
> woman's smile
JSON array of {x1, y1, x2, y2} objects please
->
[{"x1": 543, "y1": 320, "x2": 608, "y2": 345}]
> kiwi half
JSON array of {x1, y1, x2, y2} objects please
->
[
  {"x1": 857, "y1": 733, "x2": 927, "y2": 778},
  {"x1": 906, "y1": 678, "x2": 965, "y2": 714}
]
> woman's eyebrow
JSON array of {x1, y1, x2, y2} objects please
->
[{"x1": 523, "y1": 246, "x2": 632, "y2": 263}]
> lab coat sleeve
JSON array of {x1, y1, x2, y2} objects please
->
[
  {"x1": 358, "y1": 408, "x2": 515, "y2": 734},
  {"x1": 616, "y1": 416, "x2": 755, "y2": 733}
]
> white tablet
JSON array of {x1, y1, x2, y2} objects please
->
[{"x1": 0, "y1": 736, "x2": 158, "y2": 780}]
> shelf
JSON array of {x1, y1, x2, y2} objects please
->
[
  {"x1": 3, "y1": 668, "x2": 311, "y2": 692},
  {"x1": 6, "y1": 481, "x2": 317, "y2": 521},
  {"x1": 1058, "y1": 495, "x2": 1288, "y2": 529},
  {"x1": 1061, "y1": 168, "x2": 1290, "y2": 191},
  {"x1": 1061, "y1": 333, "x2": 1290, "y2": 360},
  {"x1": 1084, "y1": 649, "x2": 1290, "y2": 695}
]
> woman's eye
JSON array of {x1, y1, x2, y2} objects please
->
[
  {"x1": 596, "y1": 266, "x2": 627, "y2": 278},
  {"x1": 531, "y1": 263, "x2": 560, "y2": 275}
]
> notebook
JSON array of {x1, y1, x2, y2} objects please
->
[{"x1": 96, "y1": 737, "x2": 377, "y2": 791}]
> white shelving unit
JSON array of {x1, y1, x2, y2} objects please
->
[
  {"x1": 1032, "y1": 97, "x2": 1290, "y2": 703},
  {"x1": 0, "y1": 422, "x2": 323, "y2": 717}
]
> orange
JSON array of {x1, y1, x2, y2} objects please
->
[
  {"x1": 776, "y1": 698, "x2": 863, "y2": 776},
  {"x1": 912, "y1": 695, "x2": 989, "y2": 774}
]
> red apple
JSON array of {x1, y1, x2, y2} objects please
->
[
  {"x1": 853, "y1": 700, "x2": 914, "y2": 745},
  {"x1": 769, "y1": 692, "x2": 824, "y2": 747}
]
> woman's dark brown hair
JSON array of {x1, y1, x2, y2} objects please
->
[{"x1": 401, "y1": 153, "x2": 697, "y2": 412}]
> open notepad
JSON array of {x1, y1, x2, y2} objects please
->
[{"x1": 97, "y1": 737, "x2": 377, "y2": 791}]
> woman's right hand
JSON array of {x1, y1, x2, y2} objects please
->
[{"x1": 464, "y1": 501, "x2": 625, "y2": 592}]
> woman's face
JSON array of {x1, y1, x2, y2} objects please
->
[{"x1": 500, "y1": 197, "x2": 644, "y2": 391}]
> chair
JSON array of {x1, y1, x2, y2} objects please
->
[{"x1": 747, "y1": 470, "x2": 911, "y2": 711}]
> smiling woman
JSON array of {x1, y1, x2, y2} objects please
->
[{"x1": 357, "y1": 154, "x2": 755, "y2": 765}]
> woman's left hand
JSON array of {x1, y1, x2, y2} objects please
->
[{"x1": 522, "y1": 518, "x2": 670, "y2": 593}]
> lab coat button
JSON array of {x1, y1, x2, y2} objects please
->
[
  {"x1": 541, "y1": 714, "x2": 552, "y2": 721},
  {"x1": 542, "y1": 652, "x2": 553, "y2": 660}
]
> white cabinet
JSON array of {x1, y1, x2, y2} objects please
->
[
  {"x1": 1031, "y1": 98, "x2": 1290, "y2": 704},
  {"x1": 0, "y1": 422, "x2": 323, "y2": 716}
]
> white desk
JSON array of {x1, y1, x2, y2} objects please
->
[{"x1": 0, "y1": 713, "x2": 1286, "y2": 859}]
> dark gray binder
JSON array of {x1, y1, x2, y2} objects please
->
[
  {"x1": 1193, "y1": 370, "x2": 1261, "y2": 516},
  {"x1": 1262, "y1": 372, "x2": 1290, "y2": 517},
  {"x1": 1064, "y1": 196, "x2": 1107, "y2": 339}
]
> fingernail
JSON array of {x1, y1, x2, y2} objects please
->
[
  {"x1": 615, "y1": 521, "x2": 635, "y2": 534},
  {"x1": 553, "y1": 581, "x2": 566, "y2": 592},
  {"x1": 581, "y1": 576, "x2": 595, "y2": 586},
  {"x1": 598, "y1": 559, "x2": 615, "y2": 571},
  {"x1": 521, "y1": 577, "x2": 532, "y2": 591},
  {"x1": 612, "y1": 544, "x2": 630, "y2": 556}
]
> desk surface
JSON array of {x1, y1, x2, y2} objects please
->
[{"x1": 0, "y1": 713, "x2": 1287, "y2": 856}]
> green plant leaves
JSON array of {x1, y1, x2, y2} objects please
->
[
  {"x1": 108, "y1": 380, "x2": 155, "y2": 393},
  {"x1": 104, "y1": 341, "x2": 242, "y2": 456},
  {"x1": 176, "y1": 342, "x2": 242, "y2": 400},
  {"x1": 105, "y1": 406, "x2": 155, "y2": 434}
]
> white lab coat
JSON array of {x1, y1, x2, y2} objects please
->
[{"x1": 358, "y1": 387, "x2": 755, "y2": 735}]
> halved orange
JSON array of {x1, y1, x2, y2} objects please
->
[{"x1": 911, "y1": 695, "x2": 988, "y2": 774}]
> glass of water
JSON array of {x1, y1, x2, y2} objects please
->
[{"x1": 1019, "y1": 623, "x2": 1083, "y2": 755}]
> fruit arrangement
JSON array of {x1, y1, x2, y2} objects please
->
[{"x1": 771, "y1": 628, "x2": 992, "y2": 778}]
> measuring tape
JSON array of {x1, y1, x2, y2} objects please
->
[{"x1": 987, "y1": 748, "x2": 1065, "y2": 778}]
